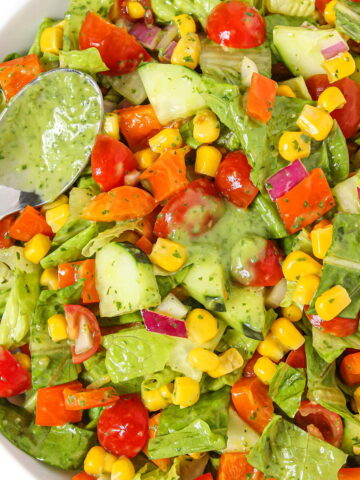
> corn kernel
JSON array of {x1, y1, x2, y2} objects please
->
[
  {"x1": 111, "y1": 457, "x2": 135, "y2": 480},
  {"x1": 149, "y1": 128, "x2": 183, "y2": 153},
  {"x1": 311, "y1": 224, "x2": 333, "y2": 259},
  {"x1": 257, "y1": 332, "x2": 288, "y2": 362},
  {"x1": 315, "y1": 285, "x2": 351, "y2": 321},
  {"x1": 45, "y1": 204, "x2": 70, "y2": 233},
  {"x1": 41, "y1": 194, "x2": 68, "y2": 212},
  {"x1": 13, "y1": 352, "x2": 31, "y2": 371},
  {"x1": 186, "y1": 308, "x2": 218, "y2": 345},
  {"x1": 354, "y1": 386, "x2": 360, "y2": 412},
  {"x1": 195, "y1": 145, "x2": 222, "y2": 177},
  {"x1": 292, "y1": 274, "x2": 320, "y2": 306},
  {"x1": 317, "y1": 87, "x2": 346, "y2": 113},
  {"x1": 207, "y1": 348, "x2": 244, "y2": 378},
  {"x1": 149, "y1": 238, "x2": 187, "y2": 272},
  {"x1": 104, "y1": 453, "x2": 118, "y2": 474},
  {"x1": 127, "y1": 1, "x2": 146, "y2": 19},
  {"x1": 254, "y1": 356, "x2": 277, "y2": 385},
  {"x1": 276, "y1": 85, "x2": 296, "y2": 98},
  {"x1": 354, "y1": 445, "x2": 360, "y2": 455},
  {"x1": 282, "y1": 251, "x2": 322, "y2": 281},
  {"x1": 322, "y1": 52, "x2": 356, "y2": 83},
  {"x1": 40, "y1": 26, "x2": 63, "y2": 55},
  {"x1": 171, "y1": 33, "x2": 201, "y2": 70},
  {"x1": 134, "y1": 148, "x2": 159, "y2": 170},
  {"x1": 172, "y1": 376, "x2": 200, "y2": 408},
  {"x1": 142, "y1": 388, "x2": 170, "y2": 411},
  {"x1": 193, "y1": 109, "x2": 220, "y2": 144},
  {"x1": 278, "y1": 131, "x2": 311, "y2": 162},
  {"x1": 174, "y1": 14, "x2": 196, "y2": 37},
  {"x1": 103, "y1": 113, "x2": 120, "y2": 140},
  {"x1": 84, "y1": 446, "x2": 106, "y2": 476},
  {"x1": 24, "y1": 234, "x2": 51, "y2": 264},
  {"x1": 188, "y1": 347, "x2": 220, "y2": 372},
  {"x1": 40, "y1": 268, "x2": 59, "y2": 290},
  {"x1": 271, "y1": 317, "x2": 305, "y2": 351},
  {"x1": 324, "y1": 0, "x2": 337, "y2": 24},
  {"x1": 281, "y1": 305, "x2": 303, "y2": 322},
  {"x1": 296, "y1": 104, "x2": 334, "y2": 141},
  {"x1": 47, "y1": 314, "x2": 68, "y2": 342},
  {"x1": 158, "y1": 383, "x2": 174, "y2": 402}
]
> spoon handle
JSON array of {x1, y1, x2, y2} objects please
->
[{"x1": 0, "y1": 186, "x2": 42, "y2": 219}]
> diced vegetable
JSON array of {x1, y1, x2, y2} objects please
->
[
  {"x1": 0, "y1": 53, "x2": 42, "y2": 100},
  {"x1": 63, "y1": 386, "x2": 119, "y2": 410},
  {"x1": 118, "y1": 104, "x2": 162, "y2": 152},
  {"x1": 130, "y1": 23, "x2": 162, "y2": 49},
  {"x1": 0, "y1": 347, "x2": 31, "y2": 397},
  {"x1": 266, "y1": 160, "x2": 308, "y2": 201},
  {"x1": 246, "y1": 73, "x2": 277, "y2": 124},
  {"x1": 141, "y1": 309, "x2": 188, "y2": 337},
  {"x1": 9, "y1": 206, "x2": 53, "y2": 242},
  {"x1": 321, "y1": 41, "x2": 349, "y2": 59}
]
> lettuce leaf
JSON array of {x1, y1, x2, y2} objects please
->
[
  {"x1": 59, "y1": 47, "x2": 109, "y2": 74},
  {"x1": 269, "y1": 362, "x2": 306, "y2": 418},
  {"x1": 312, "y1": 327, "x2": 360, "y2": 363},
  {"x1": 266, "y1": 0, "x2": 315, "y2": 16},
  {"x1": 336, "y1": 0, "x2": 360, "y2": 43}
]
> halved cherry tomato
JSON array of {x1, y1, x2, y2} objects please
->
[
  {"x1": 0, "y1": 347, "x2": 31, "y2": 397},
  {"x1": 64, "y1": 305, "x2": 101, "y2": 364},
  {"x1": 315, "y1": 0, "x2": 331, "y2": 12},
  {"x1": 118, "y1": 105, "x2": 162, "y2": 152},
  {"x1": 58, "y1": 260, "x2": 99, "y2": 304},
  {"x1": 72, "y1": 472, "x2": 97, "y2": 480},
  {"x1": 98, "y1": 394, "x2": 149, "y2": 457},
  {"x1": 35, "y1": 381, "x2": 83, "y2": 426},
  {"x1": 231, "y1": 377, "x2": 274, "y2": 433},
  {"x1": 307, "y1": 312, "x2": 359, "y2": 338},
  {"x1": 295, "y1": 400, "x2": 343, "y2": 447},
  {"x1": 91, "y1": 135, "x2": 137, "y2": 191},
  {"x1": 215, "y1": 151, "x2": 259, "y2": 209},
  {"x1": 206, "y1": 1, "x2": 266, "y2": 49},
  {"x1": 143, "y1": 413, "x2": 170, "y2": 472},
  {"x1": 154, "y1": 178, "x2": 225, "y2": 238},
  {"x1": 79, "y1": 12, "x2": 151, "y2": 75},
  {"x1": 340, "y1": 352, "x2": 360, "y2": 386},
  {"x1": 286, "y1": 345, "x2": 306, "y2": 369},
  {"x1": 63, "y1": 386, "x2": 119, "y2": 410},
  {"x1": 243, "y1": 352, "x2": 262, "y2": 378},
  {"x1": 338, "y1": 468, "x2": 360, "y2": 480},
  {"x1": 306, "y1": 75, "x2": 360, "y2": 139},
  {"x1": 9, "y1": 205, "x2": 53, "y2": 242},
  {"x1": 0, "y1": 53, "x2": 42, "y2": 100},
  {"x1": 0, "y1": 214, "x2": 15, "y2": 249}
]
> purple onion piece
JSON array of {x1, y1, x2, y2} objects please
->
[
  {"x1": 130, "y1": 23, "x2": 162, "y2": 50},
  {"x1": 357, "y1": 186, "x2": 360, "y2": 203},
  {"x1": 141, "y1": 309, "x2": 188, "y2": 338},
  {"x1": 266, "y1": 160, "x2": 309, "y2": 201},
  {"x1": 321, "y1": 41, "x2": 349, "y2": 60},
  {"x1": 162, "y1": 41, "x2": 177, "y2": 61}
]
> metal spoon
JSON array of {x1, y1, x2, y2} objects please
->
[{"x1": 0, "y1": 68, "x2": 104, "y2": 219}]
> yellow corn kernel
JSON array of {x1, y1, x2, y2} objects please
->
[
  {"x1": 172, "y1": 376, "x2": 200, "y2": 408},
  {"x1": 13, "y1": 352, "x2": 31, "y2": 371},
  {"x1": 84, "y1": 446, "x2": 106, "y2": 476},
  {"x1": 111, "y1": 456, "x2": 135, "y2": 480},
  {"x1": 276, "y1": 85, "x2": 296, "y2": 98},
  {"x1": 296, "y1": 104, "x2": 334, "y2": 141},
  {"x1": 127, "y1": 1, "x2": 146, "y2": 19},
  {"x1": 41, "y1": 194, "x2": 68, "y2": 212},
  {"x1": 282, "y1": 251, "x2": 322, "y2": 281},
  {"x1": 149, "y1": 238, "x2": 187, "y2": 272},
  {"x1": 171, "y1": 33, "x2": 201, "y2": 70},
  {"x1": 278, "y1": 131, "x2": 311, "y2": 162},
  {"x1": 271, "y1": 317, "x2": 305, "y2": 351},
  {"x1": 315, "y1": 285, "x2": 351, "y2": 321},
  {"x1": 257, "y1": 332, "x2": 288, "y2": 362},
  {"x1": 195, "y1": 145, "x2": 222, "y2": 177},
  {"x1": 24, "y1": 234, "x2": 51, "y2": 264},
  {"x1": 317, "y1": 87, "x2": 346, "y2": 113},
  {"x1": 193, "y1": 109, "x2": 220, "y2": 144},
  {"x1": 324, "y1": 0, "x2": 337, "y2": 24},
  {"x1": 142, "y1": 388, "x2": 171, "y2": 411},
  {"x1": 188, "y1": 347, "x2": 220, "y2": 372},
  {"x1": 208, "y1": 348, "x2": 244, "y2": 378},
  {"x1": 292, "y1": 274, "x2": 320, "y2": 306},
  {"x1": 45, "y1": 204, "x2": 70, "y2": 233},
  {"x1": 158, "y1": 383, "x2": 174, "y2": 402},
  {"x1": 281, "y1": 305, "x2": 303, "y2": 323},
  {"x1": 104, "y1": 113, "x2": 120, "y2": 140},
  {"x1": 174, "y1": 14, "x2": 196, "y2": 37},
  {"x1": 354, "y1": 386, "x2": 360, "y2": 412},
  {"x1": 40, "y1": 26, "x2": 63, "y2": 55},
  {"x1": 104, "y1": 453, "x2": 118, "y2": 474},
  {"x1": 186, "y1": 308, "x2": 218, "y2": 345},
  {"x1": 47, "y1": 314, "x2": 68, "y2": 342},
  {"x1": 254, "y1": 356, "x2": 277, "y2": 385},
  {"x1": 40, "y1": 268, "x2": 59, "y2": 290},
  {"x1": 149, "y1": 128, "x2": 183, "y2": 153},
  {"x1": 311, "y1": 224, "x2": 333, "y2": 259},
  {"x1": 134, "y1": 148, "x2": 159, "y2": 170},
  {"x1": 354, "y1": 445, "x2": 360, "y2": 455},
  {"x1": 322, "y1": 52, "x2": 356, "y2": 83}
]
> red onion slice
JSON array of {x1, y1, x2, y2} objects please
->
[
  {"x1": 141, "y1": 309, "x2": 188, "y2": 338},
  {"x1": 130, "y1": 23, "x2": 162, "y2": 50},
  {"x1": 266, "y1": 160, "x2": 308, "y2": 201},
  {"x1": 321, "y1": 41, "x2": 349, "y2": 60}
]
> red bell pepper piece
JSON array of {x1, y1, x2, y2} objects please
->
[
  {"x1": 58, "y1": 259, "x2": 99, "y2": 304},
  {"x1": 246, "y1": 73, "x2": 277, "y2": 124},
  {"x1": 8, "y1": 205, "x2": 53, "y2": 242},
  {"x1": 0, "y1": 54, "x2": 42, "y2": 100},
  {"x1": 0, "y1": 214, "x2": 15, "y2": 249}
]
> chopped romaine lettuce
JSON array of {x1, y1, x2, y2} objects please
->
[
  {"x1": 266, "y1": 0, "x2": 315, "y2": 16},
  {"x1": 59, "y1": 47, "x2": 109, "y2": 74},
  {"x1": 269, "y1": 362, "x2": 306, "y2": 418},
  {"x1": 336, "y1": 0, "x2": 360, "y2": 43}
]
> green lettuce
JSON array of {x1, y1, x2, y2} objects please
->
[
  {"x1": 59, "y1": 47, "x2": 108, "y2": 74},
  {"x1": 333, "y1": 171, "x2": 360, "y2": 214},
  {"x1": 142, "y1": 367, "x2": 179, "y2": 392},
  {"x1": 148, "y1": 388, "x2": 230, "y2": 459},
  {"x1": 312, "y1": 327, "x2": 360, "y2": 363},
  {"x1": 336, "y1": 0, "x2": 360, "y2": 43},
  {"x1": 225, "y1": 407, "x2": 259, "y2": 453},
  {"x1": 247, "y1": 416, "x2": 348, "y2": 480},
  {"x1": 134, "y1": 456, "x2": 209, "y2": 480},
  {"x1": 220, "y1": 327, "x2": 260, "y2": 360},
  {"x1": 250, "y1": 194, "x2": 288, "y2": 239},
  {"x1": 156, "y1": 265, "x2": 193, "y2": 298},
  {"x1": 269, "y1": 362, "x2": 306, "y2": 418}
]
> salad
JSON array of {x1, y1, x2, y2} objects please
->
[{"x1": 0, "y1": 0, "x2": 360, "y2": 479}]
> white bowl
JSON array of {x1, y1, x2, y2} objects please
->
[{"x1": 0, "y1": 1, "x2": 71, "y2": 478}]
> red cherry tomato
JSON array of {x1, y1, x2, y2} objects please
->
[
  {"x1": 91, "y1": 135, "x2": 137, "y2": 191},
  {"x1": 64, "y1": 305, "x2": 101, "y2": 364},
  {"x1": 306, "y1": 75, "x2": 360, "y2": 138},
  {"x1": 315, "y1": 0, "x2": 331, "y2": 12},
  {"x1": 286, "y1": 345, "x2": 306, "y2": 369},
  {"x1": 98, "y1": 394, "x2": 149, "y2": 457},
  {"x1": 79, "y1": 12, "x2": 151, "y2": 75},
  {"x1": 206, "y1": 1, "x2": 266, "y2": 49},
  {"x1": 307, "y1": 312, "x2": 359, "y2": 338},
  {"x1": 215, "y1": 151, "x2": 259, "y2": 209},
  {"x1": 295, "y1": 400, "x2": 343, "y2": 447},
  {"x1": 154, "y1": 178, "x2": 225, "y2": 238},
  {"x1": 0, "y1": 347, "x2": 31, "y2": 397},
  {"x1": 339, "y1": 468, "x2": 360, "y2": 480}
]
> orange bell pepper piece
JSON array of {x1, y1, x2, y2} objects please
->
[
  {"x1": 340, "y1": 352, "x2": 360, "y2": 386},
  {"x1": 338, "y1": 468, "x2": 360, "y2": 480},
  {"x1": 9, "y1": 205, "x2": 53, "y2": 242},
  {"x1": 0, "y1": 54, "x2": 42, "y2": 100},
  {"x1": 63, "y1": 386, "x2": 119, "y2": 410},
  {"x1": 217, "y1": 452, "x2": 276, "y2": 480},
  {"x1": 246, "y1": 73, "x2": 277, "y2": 124},
  {"x1": 118, "y1": 104, "x2": 162, "y2": 151},
  {"x1": 143, "y1": 413, "x2": 170, "y2": 472}
]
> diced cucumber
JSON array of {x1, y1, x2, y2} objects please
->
[
  {"x1": 280, "y1": 76, "x2": 311, "y2": 100},
  {"x1": 138, "y1": 63, "x2": 206, "y2": 125},
  {"x1": 96, "y1": 242, "x2": 161, "y2": 317},
  {"x1": 102, "y1": 70, "x2": 147, "y2": 105},
  {"x1": 333, "y1": 171, "x2": 360, "y2": 214},
  {"x1": 273, "y1": 26, "x2": 345, "y2": 78}
]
